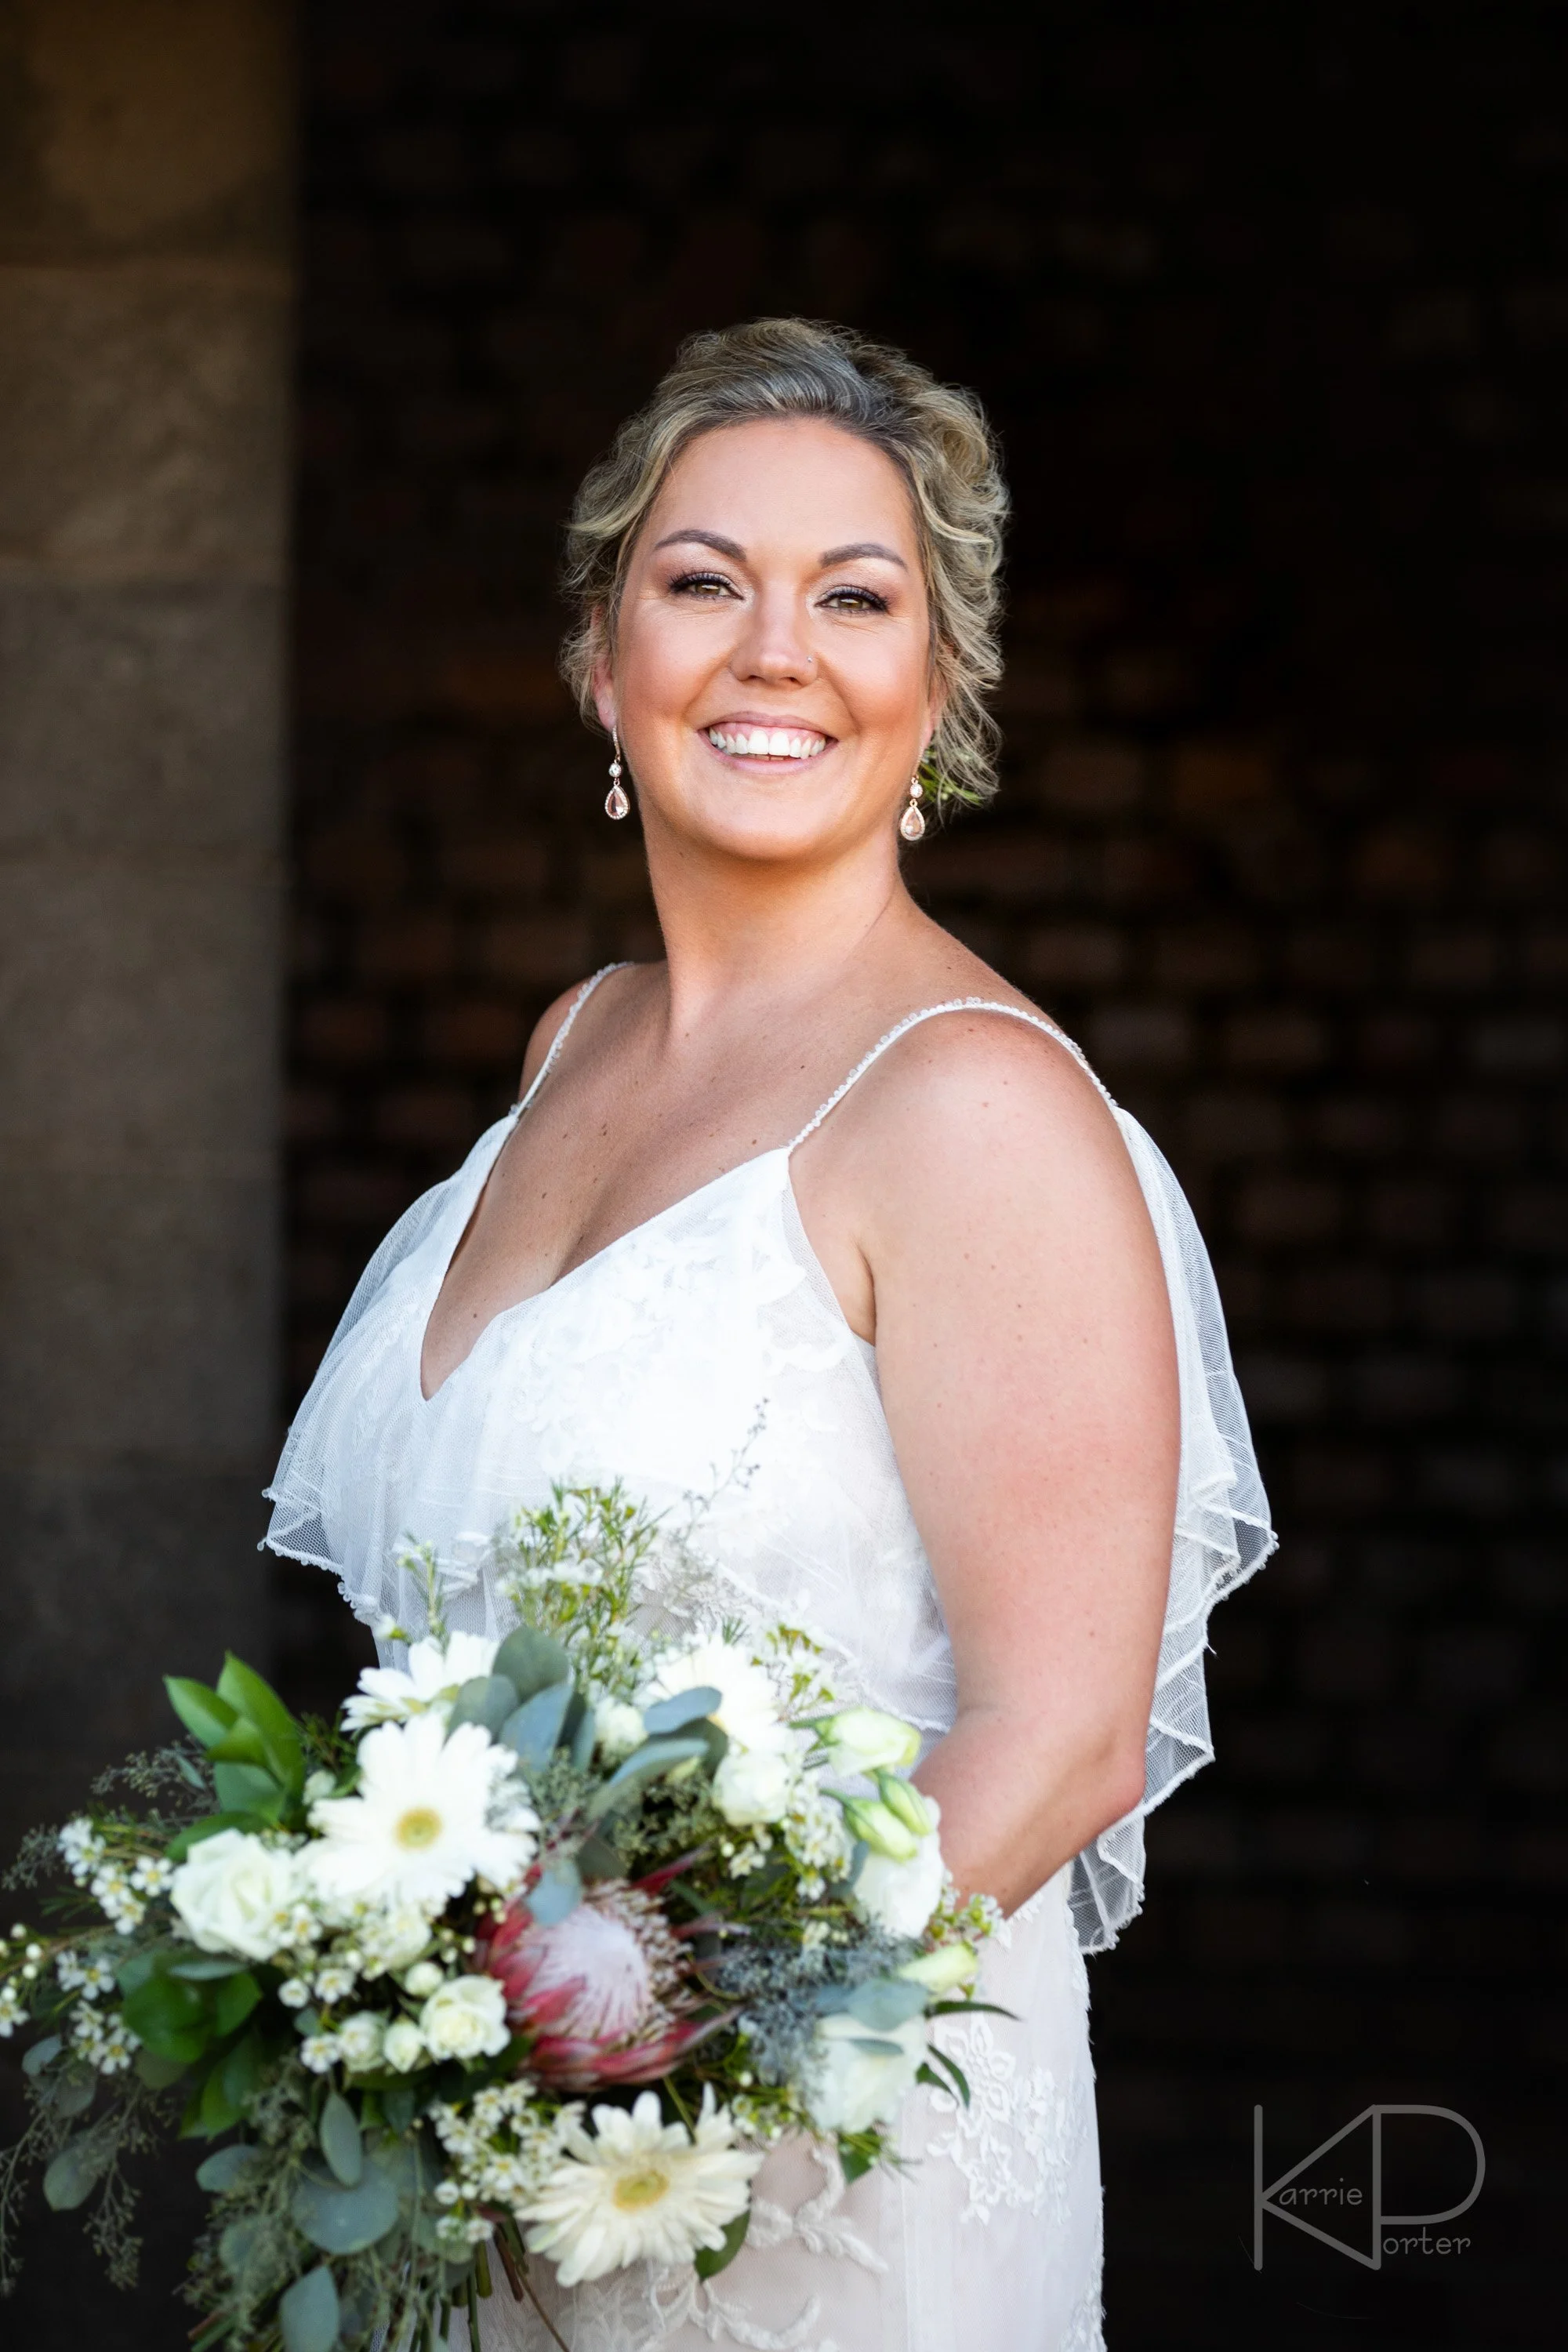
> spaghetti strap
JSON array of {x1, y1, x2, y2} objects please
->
[
  {"x1": 786, "y1": 996, "x2": 1112, "y2": 1152},
  {"x1": 514, "y1": 963, "x2": 631, "y2": 1114}
]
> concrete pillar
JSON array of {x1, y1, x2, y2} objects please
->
[{"x1": 0, "y1": 1, "x2": 292, "y2": 1855}]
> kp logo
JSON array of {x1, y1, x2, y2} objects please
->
[{"x1": 1253, "y1": 2104, "x2": 1485, "y2": 2270}]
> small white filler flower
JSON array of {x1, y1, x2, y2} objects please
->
[
  {"x1": 521, "y1": 2087, "x2": 762, "y2": 2285},
  {"x1": 307, "y1": 1715, "x2": 537, "y2": 1915}
]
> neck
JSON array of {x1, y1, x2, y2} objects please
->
[{"x1": 638, "y1": 814, "x2": 919, "y2": 1036}]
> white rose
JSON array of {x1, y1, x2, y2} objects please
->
[
  {"x1": 593, "y1": 1699, "x2": 646, "y2": 1762},
  {"x1": 402, "y1": 1959, "x2": 444, "y2": 1998},
  {"x1": 336, "y1": 2010, "x2": 387, "y2": 2071},
  {"x1": 818, "y1": 1708, "x2": 921, "y2": 1774},
  {"x1": 418, "y1": 1973, "x2": 510, "y2": 2063},
  {"x1": 807, "y1": 2010, "x2": 927, "y2": 2133},
  {"x1": 383, "y1": 2019, "x2": 425, "y2": 2072},
  {"x1": 853, "y1": 1830, "x2": 946, "y2": 1940},
  {"x1": 713, "y1": 1747, "x2": 795, "y2": 1827},
  {"x1": 169, "y1": 1831, "x2": 305, "y2": 1962}
]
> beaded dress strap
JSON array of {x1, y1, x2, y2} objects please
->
[
  {"x1": 514, "y1": 964, "x2": 632, "y2": 1115},
  {"x1": 787, "y1": 997, "x2": 1112, "y2": 1152}
]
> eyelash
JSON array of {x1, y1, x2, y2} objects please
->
[{"x1": 666, "y1": 572, "x2": 890, "y2": 615}]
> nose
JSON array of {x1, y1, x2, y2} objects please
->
[{"x1": 731, "y1": 584, "x2": 815, "y2": 685}]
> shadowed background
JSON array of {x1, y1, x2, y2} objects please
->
[{"x1": 2, "y1": 2, "x2": 1563, "y2": 2346}]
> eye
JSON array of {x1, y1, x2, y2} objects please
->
[
  {"x1": 818, "y1": 584, "x2": 891, "y2": 615},
  {"x1": 667, "y1": 569, "x2": 739, "y2": 599}
]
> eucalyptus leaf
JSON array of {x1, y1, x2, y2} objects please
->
[
  {"x1": 167, "y1": 1955, "x2": 251, "y2": 1981},
  {"x1": 196, "y1": 2143, "x2": 257, "y2": 2193},
  {"x1": 291, "y1": 2165, "x2": 400, "y2": 2254},
  {"x1": 51, "y1": 2066, "x2": 96, "y2": 2119},
  {"x1": 641, "y1": 1686, "x2": 721, "y2": 1734},
  {"x1": 280, "y1": 2263, "x2": 341, "y2": 2352},
  {"x1": 320, "y1": 2089, "x2": 363, "y2": 2187},
  {"x1": 492, "y1": 1626, "x2": 571, "y2": 1702},
  {"x1": 499, "y1": 1678, "x2": 573, "y2": 1768},
  {"x1": 843, "y1": 1978, "x2": 928, "y2": 2032},
  {"x1": 584, "y1": 1733, "x2": 710, "y2": 1820},
  {"x1": 43, "y1": 2135, "x2": 111, "y2": 2211},
  {"x1": 848, "y1": 2035, "x2": 906, "y2": 2057},
  {"x1": 446, "y1": 1675, "x2": 520, "y2": 1737},
  {"x1": 382, "y1": 2086, "x2": 416, "y2": 2136},
  {"x1": 524, "y1": 1858, "x2": 582, "y2": 1925},
  {"x1": 20, "y1": 2034, "x2": 61, "y2": 2077},
  {"x1": 576, "y1": 1831, "x2": 622, "y2": 1882},
  {"x1": 568, "y1": 1690, "x2": 597, "y2": 1770}
]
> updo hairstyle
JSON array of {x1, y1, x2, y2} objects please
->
[{"x1": 560, "y1": 318, "x2": 1010, "y2": 814}]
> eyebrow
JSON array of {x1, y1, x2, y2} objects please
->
[{"x1": 652, "y1": 528, "x2": 909, "y2": 572}]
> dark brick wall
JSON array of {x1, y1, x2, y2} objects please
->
[{"x1": 284, "y1": 5, "x2": 1564, "y2": 2345}]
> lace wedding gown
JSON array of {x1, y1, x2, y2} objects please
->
[{"x1": 266, "y1": 968, "x2": 1274, "y2": 2351}]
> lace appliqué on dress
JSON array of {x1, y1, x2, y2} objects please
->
[
  {"x1": 924, "y1": 2016, "x2": 1094, "y2": 2230},
  {"x1": 652, "y1": 2140, "x2": 884, "y2": 2352}
]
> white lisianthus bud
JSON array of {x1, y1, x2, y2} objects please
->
[
  {"x1": 278, "y1": 1977, "x2": 310, "y2": 2008},
  {"x1": 713, "y1": 1747, "x2": 795, "y2": 1827},
  {"x1": 593, "y1": 1699, "x2": 646, "y2": 1762},
  {"x1": 402, "y1": 1959, "x2": 445, "y2": 1998},
  {"x1": 336, "y1": 2010, "x2": 387, "y2": 2071},
  {"x1": 303, "y1": 1769, "x2": 336, "y2": 1804},
  {"x1": 895, "y1": 1940, "x2": 979, "y2": 1992},
  {"x1": 169, "y1": 1831, "x2": 306, "y2": 1962},
  {"x1": 816, "y1": 1708, "x2": 921, "y2": 1774},
  {"x1": 417, "y1": 1974, "x2": 510, "y2": 2063},
  {"x1": 382, "y1": 2019, "x2": 425, "y2": 2072},
  {"x1": 854, "y1": 1826, "x2": 946, "y2": 1940},
  {"x1": 874, "y1": 1772, "x2": 938, "y2": 1838},
  {"x1": 839, "y1": 1796, "x2": 920, "y2": 1863},
  {"x1": 807, "y1": 2009, "x2": 927, "y2": 2133}
]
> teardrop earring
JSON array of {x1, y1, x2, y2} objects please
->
[
  {"x1": 604, "y1": 733, "x2": 630, "y2": 821},
  {"x1": 898, "y1": 773, "x2": 926, "y2": 841}
]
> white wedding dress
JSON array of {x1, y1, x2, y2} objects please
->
[{"x1": 266, "y1": 968, "x2": 1274, "y2": 2352}]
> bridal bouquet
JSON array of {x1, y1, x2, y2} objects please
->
[{"x1": 0, "y1": 1486, "x2": 998, "y2": 2350}]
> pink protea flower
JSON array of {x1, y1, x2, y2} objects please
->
[{"x1": 482, "y1": 1875, "x2": 726, "y2": 2092}]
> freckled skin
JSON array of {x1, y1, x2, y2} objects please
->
[{"x1": 422, "y1": 416, "x2": 1178, "y2": 1913}]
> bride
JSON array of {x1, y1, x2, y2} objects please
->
[{"x1": 266, "y1": 318, "x2": 1272, "y2": 2350}]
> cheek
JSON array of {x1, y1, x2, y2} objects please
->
[{"x1": 616, "y1": 604, "x2": 731, "y2": 714}]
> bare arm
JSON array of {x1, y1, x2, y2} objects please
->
[{"x1": 832, "y1": 1019, "x2": 1178, "y2": 1915}]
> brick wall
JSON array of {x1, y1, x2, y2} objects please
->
[{"x1": 291, "y1": 7, "x2": 1565, "y2": 2342}]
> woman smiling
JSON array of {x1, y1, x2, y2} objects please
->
[{"x1": 267, "y1": 318, "x2": 1273, "y2": 2348}]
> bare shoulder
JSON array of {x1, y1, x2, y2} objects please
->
[
  {"x1": 515, "y1": 969, "x2": 633, "y2": 1098},
  {"x1": 838, "y1": 993, "x2": 1125, "y2": 1192}
]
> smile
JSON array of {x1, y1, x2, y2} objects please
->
[{"x1": 705, "y1": 724, "x2": 829, "y2": 762}]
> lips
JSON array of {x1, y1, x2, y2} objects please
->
[{"x1": 705, "y1": 724, "x2": 829, "y2": 762}]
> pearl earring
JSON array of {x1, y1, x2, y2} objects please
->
[
  {"x1": 898, "y1": 772, "x2": 926, "y2": 841},
  {"x1": 604, "y1": 732, "x2": 630, "y2": 821}
]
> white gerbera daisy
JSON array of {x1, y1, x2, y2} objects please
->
[
  {"x1": 307, "y1": 1715, "x2": 537, "y2": 1915},
  {"x1": 521, "y1": 2087, "x2": 761, "y2": 2285},
  {"x1": 639, "y1": 1635, "x2": 790, "y2": 1756},
  {"x1": 343, "y1": 1632, "x2": 500, "y2": 1730}
]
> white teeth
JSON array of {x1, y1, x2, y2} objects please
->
[{"x1": 706, "y1": 726, "x2": 827, "y2": 760}]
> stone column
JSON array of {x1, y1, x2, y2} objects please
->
[{"x1": 0, "y1": 0, "x2": 292, "y2": 1857}]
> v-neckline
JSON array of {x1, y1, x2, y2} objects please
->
[{"x1": 416, "y1": 1124, "x2": 790, "y2": 1406}]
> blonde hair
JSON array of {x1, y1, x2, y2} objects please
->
[{"x1": 560, "y1": 318, "x2": 1010, "y2": 814}]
